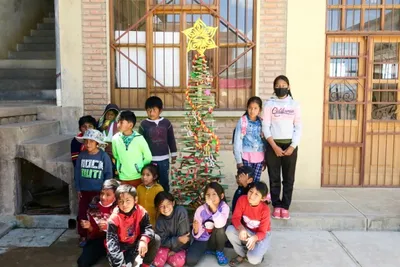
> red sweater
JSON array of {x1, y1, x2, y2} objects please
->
[
  {"x1": 231, "y1": 195, "x2": 271, "y2": 241},
  {"x1": 87, "y1": 199, "x2": 115, "y2": 240}
]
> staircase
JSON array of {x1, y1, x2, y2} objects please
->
[
  {"x1": 0, "y1": 105, "x2": 77, "y2": 220},
  {"x1": 0, "y1": 12, "x2": 56, "y2": 102}
]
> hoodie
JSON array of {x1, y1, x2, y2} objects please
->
[{"x1": 98, "y1": 104, "x2": 120, "y2": 157}]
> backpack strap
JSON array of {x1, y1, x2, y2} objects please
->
[{"x1": 240, "y1": 115, "x2": 247, "y2": 139}]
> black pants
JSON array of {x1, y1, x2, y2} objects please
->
[
  {"x1": 266, "y1": 143, "x2": 298, "y2": 210},
  {"x1": 186, "y1": 227, "x2": 227, "y2": 266},
  {"x1": 77, "y1": 238, "x2": 106, "y2": 267},
  {"x1": 107, "y1": 234, "x2": 161, "y2": 267}
]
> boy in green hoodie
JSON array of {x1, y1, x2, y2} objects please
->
[{"x1": 112, "y1": 110, "x2": 152, "y2": 188}]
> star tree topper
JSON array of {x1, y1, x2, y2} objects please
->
[{"x1": 182, "y1": 18, "x2": 218, "y2": 55}]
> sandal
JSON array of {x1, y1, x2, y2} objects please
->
[
  {"x1": 229, "y1": 255, "x2": 245, "y2": 267},
  {"x1": 216, "y1": 251, "x2": 229, "y2": 266}
]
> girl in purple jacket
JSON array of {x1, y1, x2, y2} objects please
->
[{"x1": 186, "y1": 182, "x2": 230, "y2": 266}]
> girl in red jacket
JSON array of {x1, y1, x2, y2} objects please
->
[{"x1": 226, "y1": 182, "x2": 271, "y2": 266}]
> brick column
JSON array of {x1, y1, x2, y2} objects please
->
[
  {"x1": 82, "y1": 0, "x2": 108, "y2": 117},
  {"x1": 258, "y1": 0, "x2": 287, "y2": 100}
]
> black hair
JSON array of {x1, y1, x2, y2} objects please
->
[
  {"x1": 243, "y1": 96, "x2": 262, "y2": 116},
  {"x1": 117, "y1": 110, "x2": 136, "y2": 127},
  {"x1": 145, "y1": 96, "x2": 163, "y2": 110},
  {"x1": 273, "y1": 75, "x2": 293, "y2": 98},
  {"x1": 141, "y1": 163, "x2": 159, "y2": 182},
  {"x1": 204, "y1": 182, "x2": 226, "y2": 202},
  {"x1": 249, "y1": 181, "x2": 269, "y2": 198},
  {"x1": 102, "y1": 179, "x2": 120, "y2": 192},
  {"x1": 237, "y1": 166, "x2": 255, "y2": 179},
  {"x1": 78, "y1": 115, "x2": 97, "y2": 128},
  {"x1": 115, "y1": 184, "x2": 137, "y2": 199},
  {"x1": 154, "y1": 191, "x2": 175, "y2": 209}
]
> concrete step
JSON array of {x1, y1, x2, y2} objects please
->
[
  {"x1": 0, "y1": 69, "x2": 55, "y2": 79},
  {"x1": 47, "y1": 152, "x2": 73, "y2": 185},
  {"x1": 0, "y1": 59, "x2": 56, "y2": 69},
  {"x1": 30, "y1": 29, "x2": 55, "y2": 37},
  {"x1": 8, "y1": 51, "x2": 55, "y2": 59},
  {"x1": 37, "y1": 23, "x2": 55, "y2": 30},
  {"x1": 0, "y1": 79, "x2": 55, "y2": 90},
  {"x1": 19, "y1": 134, "x2": 73, "y2": 163},
  {"x1": 0, "y1": 120, "x2": 61, "y2": 160},
  {"x1": 0, "y1": 89, "x2": 56, "y2": 101},
  {"x1": 43, "y1": 17, "x2": 55, "y2": 23},
  {"x1": 24, "y1": 36, "x2": 55, "y2": 44},
  {"x1": 17, "y1": 43, "x2": 55, "y2": 52}
]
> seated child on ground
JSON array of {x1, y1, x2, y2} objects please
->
[
  {"x1": 226, "y1": 182, "x2": 271, "y2": 266},
  {"x1": 71, "y1": 115, "x2": 97, "y2": 167},
  {"x1": 137, "y1": 163, "x2": 164, "y2": 227},
  {"x1": 106, "y1": 184, "x2": 161, "y2": 267},
  {"x1": 232, "y1": 166, "x2": 254, "y2": 213},
  {"x1": 77, "y1": 179, "x2": 120, "y2": 267},
  {"x1": 186, "y1": 182, "x2": 230, "y2": 266},
  {"x1": 153, "y1": 192, "x2": 191, "y2": 267},
  {"x1": 75, "y1": 129, "x2": 113, "y2": 247}
]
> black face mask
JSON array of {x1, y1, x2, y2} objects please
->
[{"x1": 274, "y1": 87, "x2": 289, "y2": 98}]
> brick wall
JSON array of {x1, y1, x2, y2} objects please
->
[
  {"x1": 82, "y1": 0, "x2": 108, "y2": 117},
  {"x1": 258, "y1": 0, "x2": 287, "y2": 100}
]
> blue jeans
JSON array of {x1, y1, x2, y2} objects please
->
[
  {"x1": 226, "y1": 225, "x2": 271, "y2": 265},
  {"x1": 153, "y1": 159, "x2": 170, "y2": 192}
]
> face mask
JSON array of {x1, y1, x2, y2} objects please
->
[{"x1": 274, "y1": 87, "x2": 289, "y2": 98}]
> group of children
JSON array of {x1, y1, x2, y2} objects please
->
[{"x1": 70, "y1": 75, "x2": 301, "y2": 266}]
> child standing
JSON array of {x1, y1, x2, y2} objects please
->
[
  {"x1": 137, "y1": 164, "x2": 164, "y2": 227},
  {"x1": 186, "y1": 182, "x2": 230, "y2": 266},
  {"x1": 97, "y1": 104, "x2": 120, "y2": 161},
  {"x1": 75, "y1": 129, "x2": 113, "y2": 247},
  {"x1": 139, "y1": 96, "x2": 177, "y2": 192},
  {"x1": 77, "y1": 179, "x2": 120, "y2": 267},
  {"x1": 262, "y1": 75, "x2": 302, "y2": 220},
  {"x1": 226, "y1": 182, "x2": 271, "y2": 266},
  {"x1": 231, "y1": 166, "x2": 254, "y2": 213},
  {"x1": 106, "y1": 184, "x2": 161, "y2": 267},
  {"x1": 233, "y1": 97, "x2": 265, "y2": 183},
  {"x1": 153, "y1": 192, "x2": 191, "y2": 267},
  {"x1": 112, "y1": 110, "x2": 152, "y2": 188},
  {"x1": 71, "y1": 115, "x2": 97, "y2": 167}
]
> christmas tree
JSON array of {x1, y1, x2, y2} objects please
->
[{"x1": 170, "y1": 19, "x2": 225, "y2": 211}]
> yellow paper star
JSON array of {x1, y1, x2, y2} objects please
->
[{"x1": 182, "y1": 18, "x2": 218, "y2": 55}]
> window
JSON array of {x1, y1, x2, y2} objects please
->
[
  {"x1": 327, "y1": 1, "x2": 400, "y2": 32},
  {"x1": 111, "y1": 0, "x2": 256, "y2": 110}
]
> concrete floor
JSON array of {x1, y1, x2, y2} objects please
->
[{"x1": 1, "y1": 229, "x2": 400, "y2": 267}]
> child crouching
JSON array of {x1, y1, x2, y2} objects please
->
[
  {"x1": 77, "y1": 179, "x2": 120, "y2": 267},
  {"x1": 106, "y1": 184, "x2": 161, "y2": 267}
]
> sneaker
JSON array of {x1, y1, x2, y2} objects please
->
[
  {"x1": 281, "y1": 209, "x2": 290, "y2": 220},
  {"x1": 272, "y1": 207, "x2": 282, "y2": 219},
  {"x1": 216, "y1": 251, "x2": 229, "y2": 266}
]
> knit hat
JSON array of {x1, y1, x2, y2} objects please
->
[{"x1": 75, "y1": 129, "x2": 106, "y2": 145}]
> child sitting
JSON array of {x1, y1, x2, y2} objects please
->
[
  {"x1": 97, "y1": 104, "x2": 120, "y2": 160},
  {"x1": 106, "y1": 184, "x2": 161, "y2": 267},
  {"x1": 226, "y1": 182, "x2": 271, "y2": 266},
  {"x1": 232, "y1": 166, "x2": 254, "y2": 213},
  {"x1": 71, "y1": 115, "x2": 97, "y2": 167},
  {"x1": 112, "y1": 111, "x2": 152, "y2": 188},
  {"x1": 77, "y1": 179, "x2": 120, "y2": 267},
  {"x1": 137, "y1": 164, "x2": 164, "y2": 227},
  {"x1": 153, "y1": 192, "x2": 191, "y2": 267},
  {"x1": 186, "y1": 182, "x2": 230, "y2": 266},
  {"x1": 75, "y1": 129, "x2": 113, "y2": 247},
  {"x1": 139, "y1": 96, "x2": 177, "y2": 192}
]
